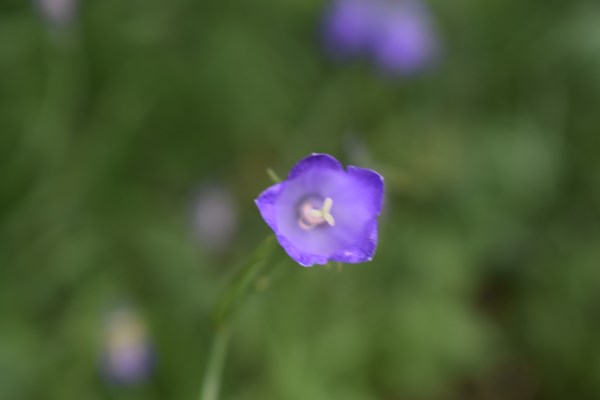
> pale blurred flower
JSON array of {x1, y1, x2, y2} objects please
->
[
  {"x1": 35, "y1": 0, "x2": 77, "y2": 26},
  {"x1": 192, "y1": 184, "x2": 239, "y2": 251},
  {"x1": 101, "y1": 307, "x2": 153, "y2": 385}
]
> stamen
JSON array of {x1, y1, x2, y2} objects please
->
[
  {"x1": 298, "y1": 197, "x2": 335, "y2": 230},
  {"x1": 322, "y1": 198, "x2": 335, "y2": 226}
]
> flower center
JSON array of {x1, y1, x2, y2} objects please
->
[{"x1": 298, "y1": 197, "x2": 335, "y2": 230}]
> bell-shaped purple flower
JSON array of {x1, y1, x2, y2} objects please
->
[{"x1": 256, "y1": 154, "x2": 384, "y2": 267}]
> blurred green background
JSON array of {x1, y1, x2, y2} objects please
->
[{"x1": 2, "y1": 0, "x2": 600, "y2": 399}]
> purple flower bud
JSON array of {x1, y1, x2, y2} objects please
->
[
  {"x1": 321, "y1": 0, "x2": 440, "y2": 75},
  {"x1": 371, "y1": 0, "x2": 440, "y2": 75},
  {"x1": 322, "y1": 0, "x2": 376, "y2": 57},
  {"x1": 35, "y1": 0, "x2": 77, "y2": 26},
  {"x1": 192, "y1": 184, "x2": 239, "y2": 252},
  {"x1": 256, "y1": 154, "x2": 384, "y2": 267},
  {"x1": 101, "y1": 308, "x2": 153, "y2": 385}
]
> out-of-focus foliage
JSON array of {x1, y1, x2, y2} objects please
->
[{"x1": 1, "y1": 0, "x2": 600, "y2": 399}]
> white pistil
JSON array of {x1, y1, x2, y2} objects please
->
[{"x1": 299, "y1": 197, "x2": 335, "y2": 230}]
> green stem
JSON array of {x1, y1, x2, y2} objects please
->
[
  {"x1": 199, "y1": 236, "x2": 277, "y2": 400},
  {"x1": 199, "y1": 325, "x2": 230, "y2": 400},
  {"x1": 214, "y1": 236, "x2": 277, "y2": 326}
]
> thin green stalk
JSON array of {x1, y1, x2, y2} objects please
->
[
  {"x1": 213, "y1": 236, "x2": 277, "y2": 326},
  {"x1": 199, "y1": 236, "x2": 277, "y2": 400},
  {"x1": 199, "y1": 325, "x2": 230, "y2": 400}
]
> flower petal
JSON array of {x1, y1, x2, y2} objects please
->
[
  {"x1": 255, "y1": 182, "x2": 285, "y2": 232},
  {"x1": 331, "y1": 218, "x2": 378, "y2": 264},
  {"x1": 287, "y1": 153, "x2": 343, "y2": 180},
  {"x1": 276, "y1": 234, "x2": 330, "y2": 267},
  {"x1": 347, "y1": 165, "x2": 384, "y2": 215}
]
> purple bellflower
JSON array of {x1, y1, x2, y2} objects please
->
[
  {"x1": 322, "y1": 0, "x2": 440, "y2": 75},
  {"x1": 256, "y1": 154, "x2": 384, "y2": 267}
]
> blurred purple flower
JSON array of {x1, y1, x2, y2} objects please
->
[
  {"x1": 322, "y1": 0, "x2": 440, "y2": 75},
  {"x1": 371, "y1": 1, "x2": 440, "y2": 75},
  {"x1": 192, "y1": 184, "x2": 239, "y2": 252},
  {"x1": 35, "y1": 0, "x2": 77, "y2": 26},
  {"x1": 101, "y1": 308, "x2": 153, "y2": 385},
  {"x1": 256, "y1": 154, "x2": 384, "y2": 267},
  {"x1": 322, "y1": 0, "x2": 376, "y2": 57}
]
